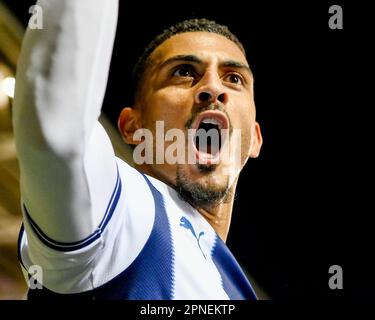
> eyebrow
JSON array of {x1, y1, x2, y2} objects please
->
[
  {"x1": 159, "y1": 55, "x2": 204, "y2": 69},
  {"x1": 221, "y1": 60, "x2": 252, "y2": 75}
]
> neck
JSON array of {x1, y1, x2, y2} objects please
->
[
  {"x1": 136, "y1": 163, "x2": 238, "y2": 242},
  {"x1": 196, "y1": 180, "x2": 237, "y2": 242}
]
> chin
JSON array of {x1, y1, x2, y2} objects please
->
[{"x1": 175, "y1": 164, "x2": 230, "y2": 209}]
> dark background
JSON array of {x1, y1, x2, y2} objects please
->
[{"x1": 4, "y1": 0, "x2": 373, "y2": 299}]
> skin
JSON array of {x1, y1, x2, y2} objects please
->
[{"x1": 118, "y1": 31, "x2": 262, "y2": 242}]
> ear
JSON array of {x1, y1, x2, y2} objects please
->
[
  {"x1": 118, "y1": 107, "x2": 142, "y2": 145},
  {"x1": 249, "y1": 122, "x2": 263, "y2": 158}
]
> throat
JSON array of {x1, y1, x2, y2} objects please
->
[{"x1": 196, "y1": 202, "x2": 232, "y2": 243}]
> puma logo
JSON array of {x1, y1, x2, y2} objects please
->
[{"x1": 180, "y1": 216, "x2": 206, "y2": 259}]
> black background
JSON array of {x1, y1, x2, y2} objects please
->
[{"x1": 3, "y1": 0, "x2": 373, "y2": 300}]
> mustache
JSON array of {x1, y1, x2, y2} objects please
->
[{"x1": 184, "y1": 103, "x2": 233, "y2": 132}]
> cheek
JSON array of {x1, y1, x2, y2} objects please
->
[
  {"x1": 230, "y1": 104, "x2": 256, "y2": 157},
  {"x1": 143, "y1": 88, "x2": 193, "y2": 130}
]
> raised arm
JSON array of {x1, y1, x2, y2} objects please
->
[{"x1": 13, "y1": 0, "x2": 119, "y2": 243}]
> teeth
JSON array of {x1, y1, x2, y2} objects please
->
[{"x1": 201, "y1": 118, "x2": 222, "y2": 128}]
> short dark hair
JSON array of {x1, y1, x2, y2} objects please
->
[{"x1": 132, "y1": 18, "x2": 245, "y2": 102}]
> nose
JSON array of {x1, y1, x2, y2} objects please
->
[{"x1": 194, "y1": 71, "x2": 228, "y2": 105}]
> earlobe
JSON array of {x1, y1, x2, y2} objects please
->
[
  {"x1": 118, "y1": 107, "x2": 141, "y2": 145},
  {"x1": 249, "y1": 122, "x2": 263, "y2": 158}
]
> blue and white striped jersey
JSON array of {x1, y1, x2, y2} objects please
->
[{"x1": 18, "y1": 158, "x2": 257, "y2": 300}]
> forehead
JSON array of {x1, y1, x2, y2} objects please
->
[{"x1": 149, "y1": 31, "x2": 248, "y2": 67}]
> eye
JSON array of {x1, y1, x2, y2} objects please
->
[
  {"x1": 172, "y1": 65, "x2": 195, "y2": 78},
  {"x1": 224, "y1": 73, "x2": 244, "y2": 86}
]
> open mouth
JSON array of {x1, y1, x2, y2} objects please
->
[{"x1": 191, "y1": 110, "x2": 229, "y2": 164}]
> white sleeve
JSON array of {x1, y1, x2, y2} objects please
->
[
  {"x1": 13, "y1": 0, "x2": 119, "y2": 242},
  {"x1": 18, "y1": 159, "x2": 156, "y2": 294}
]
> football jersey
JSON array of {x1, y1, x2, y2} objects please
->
[{"x1": 18, "y1": 158, "x2": 257, "y2": 300}]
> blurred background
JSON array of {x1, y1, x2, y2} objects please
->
[
  {"x1": 0, "y1": 1, "x2": 26, "y2": 299},
  {"x1": 0, "y1": 1, "x2": 373, "y2": 300}
]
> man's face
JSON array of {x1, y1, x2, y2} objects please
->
[{"x1": 124, "y1": 31, "x2": 262, "y2": 209}]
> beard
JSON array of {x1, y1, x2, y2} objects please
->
[{"x1": 176, "y1": 164, "x2": 230, "y2": 210}]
